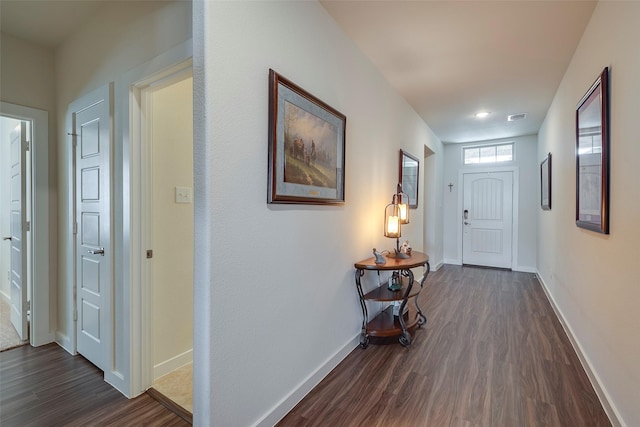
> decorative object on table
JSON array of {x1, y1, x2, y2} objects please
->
[
  {"x1": 267, "y1": 69, "x2": 346, "y2": 205},
  {"x1": 372, "y1": 248, "x2": 386, "y2": 265},
  {"x1": 540, "y1": 152, "x2": 551, "y2": 210},
  {"x1": 392, "y1": 300, "x2": 409, "y2": 317},
  {"x1": 576, "y1": 67, "x2": 609, "y2": 234},
  {"x1": 387, "y1": 271, "x2": 402, "y2": 291},
  {"x1": 399, "y1": 240, "x2": 412, "y2": 256},
  {"x1": 399, "y1": 149, "x2": 419, "y2": 208},
  {"x1": 384, "y1": 183, "x2": 411, "y2": 258}
]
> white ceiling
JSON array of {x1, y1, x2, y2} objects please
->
[
  {"x1": 0, "y1": 1, "x2": 105, "y2": 49},
  {"x1": 1, "y1": 0, "x2": 596, "y2": 144},
  {"x1": 321, "y1": 0, "x2": 597, "y2": 143}
]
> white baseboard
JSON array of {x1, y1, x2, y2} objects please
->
[
  {"x1": 55, "y1": 331, "x2": 75, "y2": 356},
  {"x1": 255, "y1": 335, "x2": 359, "y2": 427},
  {"x1": 154, "y1": 348, "x2": 193, "y2": 380},
  {"x1": 443, "y1": 258, "x2": 461, "y2": 265},
  {"x1": 535, "y1": 272, "x2": 623, "y2": 427},
  {"x1": 514, "y1": 266, "x2": 536, "y2": 273},
  {"x1": 432, "y1": 261, "x2": 444, "y2": 271}
]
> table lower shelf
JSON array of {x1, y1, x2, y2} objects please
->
[{"x1": 366, "y1": 306, "x2": 421, "y2": 338}]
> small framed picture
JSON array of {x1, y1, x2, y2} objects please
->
[
  {"x1": 267, "y1": 69, "x2": 346, "y2": 205},
  {"x1": 541, "y1": 153, "x2": 551, "y2": 210}
]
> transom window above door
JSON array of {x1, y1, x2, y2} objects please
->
[{"x1": 464, "y1": 143, "x2": 514, "y2": 165}]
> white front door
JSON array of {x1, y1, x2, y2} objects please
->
[
  {"x1": 72, "y1": 85, "x2": 112, "y2": 371},
  {"x1": 9, "y1": 121, "x2": 28, "y2": 341},
  {"x1": 462, "y1": 171, "x2": 513, "y2": 269}
]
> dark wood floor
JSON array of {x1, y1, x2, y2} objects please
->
[
  {"x1": 0, "y1": 343, "x2": 189, "y2": 426},
  {"x1": 0, "y1": 266, "x2": 612, "y2": 426},
  {"x1": 278, "y1": 265, "x2": 612, "y2": 427}
]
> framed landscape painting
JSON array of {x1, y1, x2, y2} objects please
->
[{"x1": 268, "y1": 69, "x2": 346, "y2": 204}]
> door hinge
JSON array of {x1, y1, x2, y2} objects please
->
[
  {"x1": 73, "y1": 221, "x2": 78, "y2": 235},
  {"x1": 146, "y1": 250, "x2": 153, "y2": 259},
  {"x1": 73, "y1": 309, "x2": 78, "y2": 322},
  {"x1": 25, "y1": 140, "x2": 30, "y2": 151},
  {"x1": 25, "y1": 300, "x2": 31, "y2": 312},
  {"x1": 25, "y1": 221, "x2": 31, "y2": 232}
]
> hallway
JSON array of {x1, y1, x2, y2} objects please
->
[{"x1": 279, "y1": 265, "x2": 611, "y2": 426}]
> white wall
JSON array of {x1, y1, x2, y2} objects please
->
[
  {"x1": 54, "y1": 0, "x2": 191, "y2": 395},
  {"x1": 442, "y1": 135, "x2": 538, "y2": 271},
  {"x1": 423, "y1": 146, "x2": 445, "y2": 269},
  {"x1": 194, "y1": 1, "x2": 444, "y2": 425},
  {"x1": 537, "y1": 2, "x2": 640, "y2": 425},
  {"x1": 152, "y1": 76, "x2": 193, "y2": 374}
]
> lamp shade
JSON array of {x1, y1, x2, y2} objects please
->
[
  {"x1": 397, "y1": 184, "x2": 410, "y2": 224},
  {"x1": 384, "y1": 200, "x2": 401, "y2": 238},
  {"x1": 398, "y1": 199, "x2": 409, "y2": 224}
]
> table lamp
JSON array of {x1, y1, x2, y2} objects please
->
[{"x1": 384, "y1": 184, "x2": 411, "y2": 259}]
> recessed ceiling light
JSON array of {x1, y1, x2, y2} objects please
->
[{"x1": 474, "y1": 111, "x2": 491, "y2": 118}]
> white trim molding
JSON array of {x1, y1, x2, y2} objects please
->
[
  {"x1": 536, "y1": 272, "x2": 623, "y2": 427},
  {"x1": 118, "y1": 39, "x2": 193, "y2": 398},
  {"x1": 256, "y1": 337, "x2": 359, "y2": 426}
]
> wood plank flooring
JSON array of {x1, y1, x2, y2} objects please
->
[
  {"x1": 0, "y1": 343, "x2": 189, "y2": 426},
  {"x1": 0, "y1": 266, "x2": 612, "y2": 426},
  {"x1": 278, "y1": 265, "x2": 612, "y2": 427}
]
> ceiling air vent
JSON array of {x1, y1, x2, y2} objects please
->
[{"x1": 508, "y1": 113, "x2": 527, "y2": 121}]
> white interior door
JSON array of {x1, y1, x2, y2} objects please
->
[
  {"x1": 462, "y1": 171, "x2": 513, "y2": 269},
  {"x1": 73, "y1": 86, "x2": 111, "y2": 371},
  {"x1": 9, "y1": 121, "x2": 28, "y2": 341}
]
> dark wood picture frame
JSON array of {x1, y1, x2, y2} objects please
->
[
  {"x1": 576, "y1": 67, "x2": 609, "y2": 234},
  {"x1": 399, "y1": 149, "x2": 419, "y2": 209},
  {"x1": 541, "y1": 152, "x2": 551, "y2": 210},
  {"x1": 268, "y1": 69, "x2": 346, "y2": 205}
]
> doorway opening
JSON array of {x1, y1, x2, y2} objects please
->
[
  {"x1": 0, "y1": 117, "x2": 31, "y2": 348},
  {"x1": 0, "y1": 102, "x2": 53, "y2": 350},
  {"x1": 136, "y1": 66, "x2": 194, "y2": 414}
]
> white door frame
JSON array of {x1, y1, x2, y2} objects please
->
[
  {"x1": 0, "y1": 102, "x2": 53, "y2": 347},
  {"x1": 134, "y1": 64, "x2": 193, "y2": 392},
  {"x1": 457, "y1": 166, "x2": 519, "y2": 270},
  {"x1": 118, "y1": 42, "x2": 192, "y2": 397}
]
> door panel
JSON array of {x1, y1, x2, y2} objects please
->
[
  {"x1": 73, "y1": 87, "x2": 111, "y2": 371},
  {"x1": 9, "y1": 122, "x2": 28, "y2": 340},
  {"x1": 462, "y1": 171, "x2": 513, "y2": 268}
]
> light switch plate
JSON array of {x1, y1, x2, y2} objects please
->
[{"x1": 175, "y1": 186, "x2": 192, "y2": 203}]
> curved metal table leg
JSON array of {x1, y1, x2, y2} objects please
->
[
  {"x1": 414, "y1": 261, "x2": 430, "y2": 328},
  {"x1": 397, "y1": 268, "x2": 414, "y2": 345},
  {"x1": 355, "y1": 269, "x2": 369, "y2": 348}
]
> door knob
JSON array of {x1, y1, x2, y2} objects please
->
[
  {"x1": 88, "y1": 248, "x2": 105, "y2": 256},
  {"x1": 464, "y1": 221, "x2": 471, "y2": 225},
  {"x1": 2, "y1": 236, "x2": 11, "y2": 241}
]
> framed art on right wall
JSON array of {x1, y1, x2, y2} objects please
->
[
  {"x1": 541, "y1": 152, "x2": 551, "y2": 210},
  {"x1": 576, "y1": 67, "x2": 609, "y2": 234}
]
